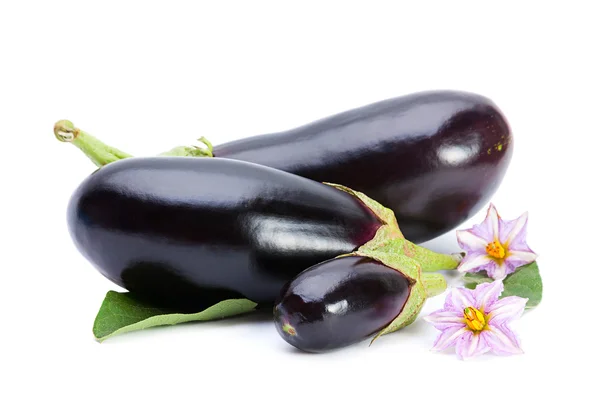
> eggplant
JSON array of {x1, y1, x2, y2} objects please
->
[
  {"x1": 217, "y1": 91, "x2": 512, "y2": 242},
  {"x1": 274, "y1": 256, "x2": 411, "y2": 352},
  {"x1": 56, "y1": 90, "x2": 512, "y2": 243},
  {"x1": 67, "y1": 157, "x2": 385, "y2": 307}
]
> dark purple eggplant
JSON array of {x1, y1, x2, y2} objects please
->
[
  {"x1": 56, "y1": 90, "x2": 512, "y2": 243},
  {"x1": 217, "y1": 91, "x2": 512, "y2": 242},
  {"x1": 67, "y1": 157, "x2": 384, "y2": 308},
  {"x1": 274, "y1": 256, "x2": 411, "y2": 352}
]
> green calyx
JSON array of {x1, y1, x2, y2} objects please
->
[
  {"x1": 53, "y1": 120, "x2": 213, "y2": 167},
  {"x1": 327, "y1": 183, "x2": 461, "y2": 344},
  {"x1": 159, "y1": 137, "x2": 214, "y2": 158},
  {"x1": 355, "y1": 246, "x2": 447, "y2": 344},
  {"x1": 341, "y1": 249, "x2": 446, "y2": 345},
  {"x1": 324, "y1": 183, "x2": 404, "y2": 241}
]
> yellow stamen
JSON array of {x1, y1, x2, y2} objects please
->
[
  {"x1": 486, "y1": 239, "x2": 506, "y2": 259},
  {"x1": 464, "y1": 307, "x2": 486, "y2": 332}
]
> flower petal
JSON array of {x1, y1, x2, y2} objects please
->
[
  {"x1": 502, "y1": 251, "x2": 538, "y2": 276},
  {"x1": 501, "y1": 211, "x2": 528, "y2": 246},
  {"x1": 424, "y1": 310, "x2": 465, "y2": 330},
  {"x1": 467, "y1": 204, "x2": 500, "y2": 242},
  {"x1": 469, "y1": 223, "x2": 494, "y2": 242},
  {"x1": 488, "y1": 296, "x2": 527, "y2": 325},
  {"x1": 482, "y1": 324, "x2": 523, "y2": 355},
  {"x1": 457, "y1": 253, "x2": 492, "y2": 274},
  {"x1": 506, "y1": 250, "x2": 538, "y2": 269},
  {"x1": 486, "y1": 203, "x2": 500, "y2": 239},
  {"x1": 431, "y1": 326, "x2": 469, "y2": 352},
  {"x1": 473, "y1": 280, "x2": 504, "y2": 311},
  {"x1": 456, "y1": 229, "x2": 488, "y2": 252},
  {"x1": 499, "y1": 211, "x2": 537, "y2": 259},
  {"x1": 455, "y1": 332, "x2": 491, "y2": 360},
  {"x1": 489, "y1": 260, "x2": 508, "y2": 280},
  {"x1": 443, "y1": 287, "x2": 475, "y2": 311}
]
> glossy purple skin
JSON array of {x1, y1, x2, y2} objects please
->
[
  {"x1": 215, "y1": 90, "x2": 512, "y2": 243},
  {"x1": 67, "y1": 157, "x2": 381, "y2": 308},
  {"x1": 274, "y1": 256, "x2": 410, "y2": 352}
]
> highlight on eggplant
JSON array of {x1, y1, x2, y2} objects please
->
[{"x1": 55, "y1": 90, "x2": 513, "y2": 243}]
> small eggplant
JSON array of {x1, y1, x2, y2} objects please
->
[
  {"x1": 55, "y1": 90, "x2": 512, "y2": 243},
  {"x1": 274, "y1": 254, "x2": 446, "y2": 352},
  {"x1": 274, "y1": 256, "x2": 409, "y2": 352}
]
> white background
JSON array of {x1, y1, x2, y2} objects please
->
[{"x1": 1, "y1": 1, "x2": 598, "y2": 414}]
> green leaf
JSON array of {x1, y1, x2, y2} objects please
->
[
  {"x1": 501, "y1": 262, "x2": 543, "y2": 308},
  {"x1": 463, "y1": 261, "x2": 543, "y2": 308},
  {"x1": 93, "y1": 291, "x2": 257, "y2": 342}
]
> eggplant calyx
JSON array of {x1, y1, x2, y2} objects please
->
[
  {"x1": 342, "y1": 249, "x2": 444, "y2": 345},
  {"x1": 325, "y1": 183, "x2": 462, "y2": 273},
  {"x1": 328, "y1": 182, "x2": 459, "y2": 340},
  {"x1": 370, "y1": 279, "x2": 429, "y2": 345},
  {"x1": 159, "y1": 137, "x2": 214, "y2": 158},
  {"x1": 356, "y1": 249, "x2": 447, "y2": 345},
  {"x1": 324, "y1": 183, "x2": 404, "y2": 244},
  {"x1": 356, "y1": 241, "x2": 454, "y2": 343}
]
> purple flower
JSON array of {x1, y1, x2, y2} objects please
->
[
  {"x1": 424, "y1": 280, "x2": 527, "y2": 360},
  {"x1": 457, "y1": 204, "x2": 537, "y2": 280}
]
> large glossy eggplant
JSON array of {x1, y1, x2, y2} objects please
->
[
  {"x1": 56, "y1": 90, "x2": 512, "y2": 243},
  {"x1": 67, "y1": 157, "x2": 384, "y2": 307},
  {"x1": 274, "y1": 256, "x2": 411, "y2": 352},
  {"x1": 215, "y1": 90, "x2": 513, "y2": 242}
]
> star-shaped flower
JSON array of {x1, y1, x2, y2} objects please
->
[
  {"x1": 424, "y1": 280, "x2": 527, "y2": 359},
  {"x1": 457, "y1": 204, "x2": 537, "y2": 280}
]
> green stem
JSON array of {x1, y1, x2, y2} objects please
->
[
  {"x1": 54, "y1": 120, "x2": 133, "y2": 167},
  {"x1": 421, "y1": 272, "x2": 447, "y2": 297},
  {"x1": 358, "y1": 238, "x2": 462, "y2": 273},
  {"x1": 405, "y1": 241, "x2": 463, "y2": 272},
  {"x1": 53, "y1": 120, "x2": 214, "y2": 167}
]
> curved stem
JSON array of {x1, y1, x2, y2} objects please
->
[
  {"x1": 358, "y1": 237, "x2": 462, "y2": 273},
  {"x1": 421, "y1": 272, "x2": 447, "y2": 297},
  {"x1": 405, "y1": 242, "x2": 463, "y2": 272},
  {"x1": 53, "y1": 120, "x2": 214, "y2": 167},
  {"x1": 53, "y1": 120, "x2": 133, "y2": 167}
]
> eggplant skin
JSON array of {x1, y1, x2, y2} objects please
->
[
  {"x1": 274, "y1": 256, "x2": 410, "y2": 352},
  {"x1": 215, "y1": 90, "x2": 513, "y2": 242},
  {"x1": 67, "y1": 157, "x2": 381, "y2": 307}
]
